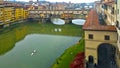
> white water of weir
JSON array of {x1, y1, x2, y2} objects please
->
[{"x1": 52, "y1": 18, "x2": 86, "y2": 25}]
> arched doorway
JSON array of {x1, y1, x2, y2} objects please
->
[
  {"x1": 98, "y1": 43, "x2": 116, "y2": 68},
  {"x1": 86, "y1": 55, "x2": 95, "y2": 68},
  {"x1": 88, "y1": 55, "x2": 94, "y2": 63}
]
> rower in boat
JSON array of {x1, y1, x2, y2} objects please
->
[
  {"x1": 31, "y1": 53, "x2": 34, "y2": 56},
  {"x1": 33, "y1": 50, "x2": 36, "y2": 53},
  {"x1": 30, "y1": 50, "x2": 37, "y2": 56}
]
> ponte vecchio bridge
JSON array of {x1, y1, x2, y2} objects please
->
[{"x1": 28, "y1": 9, "x2": 89, "y2": 23}]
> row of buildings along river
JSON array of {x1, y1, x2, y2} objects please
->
[{"x1": 0, "y1": 0, "x2": 93, "y2": 27}]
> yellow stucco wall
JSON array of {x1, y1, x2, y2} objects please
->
[
  {"x1": 85, "y1": 31, "x2": 117, "y2": 42},
  {"x1": 117, "y1": 0, "x2": 120, "y2": 56},
  {"x1": 3, "y1": 7, "x2": 14, "y2": 24},
  {"x1": 0, "y1": 7, "x2": 4, "y2": 25},
  {"x1": 117, "y1": 0, "x2": 120, "y2": 67},
  {"x1": 0, "y1": 6, "x2": 28, "y2": 25},
  {"x1": 85, "y1": 30, "x2": 117, "y2": 64},
  {"x1": 23, "y1": 10, "x2": 29, "y2": 19},
  {"x1": 15, "y1": 7, "x2": 24, "y2": 21}
]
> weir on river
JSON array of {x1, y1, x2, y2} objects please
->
[{"x1": 51, "y1": 18, "x2": 85, "y2": 25}]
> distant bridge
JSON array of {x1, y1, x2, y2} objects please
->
[
  {"x1": 28, "y1": 9, "x2": 89, "y2": 23},
  {"x1": 28, "y1": 10, "x2": 89, "y2": 23}
]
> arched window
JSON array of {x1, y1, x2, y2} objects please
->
[
  {"x1": 88, "y1": 55, "x2": 94, "y2": 63},
  {"x1": 104, "y1": 14, "x2": 107, "y2": 19},
  {"x1": 116, "y1": 21, "x2": 120, "y2": 29},
  {"x1": 111, "y1": 7, "x2": 115, "y2": 14}
]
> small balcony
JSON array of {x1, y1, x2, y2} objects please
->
[{"x1": 111, "y1": 7, "x2": 115, "y2": 15}]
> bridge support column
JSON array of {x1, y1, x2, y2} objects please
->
[{"x1": 65, "y1": 18, "x2": 72, "y2": 23}]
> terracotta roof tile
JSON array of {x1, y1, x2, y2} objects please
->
[
  {"x1": 83, "y1": 9, "x2": 116, "y2": 32},
  {"x1": 102, "y1": 0, "x2": 115, "y2": 6}
]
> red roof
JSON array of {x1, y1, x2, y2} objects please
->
[
  {"x1": 83, "y1": 9, "x2": 116, "y2": 32},
  {"x1": 102, "y1": 0, "x2": 115, "y2": 6},
  {"x1": 103, "y1": 1, "x2": 114, "y2": 6}
]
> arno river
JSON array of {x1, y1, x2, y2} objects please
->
[{"x1": 0, "y1": 22, "x2": 82, "y2": 68}]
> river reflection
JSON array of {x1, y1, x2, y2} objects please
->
[
  {"x1": 0, "y1": 26, "x2": 27, "y2": 55},
  {"x1": 0, "y1": 24, "x2": 81, "y2": 68}
]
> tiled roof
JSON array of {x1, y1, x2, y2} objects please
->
[
  {"x1": 103, "y1": 2, "x2": 114, "y2": 6},
  {"x1": 83, "y1": 9, "x2": 116, "y2": 32},
  {"x1": 102, "y1": 0, "x2": 115, "y2": 6}
]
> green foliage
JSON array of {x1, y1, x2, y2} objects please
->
[{"x1": 52, "y1": 38, "x2": 84, "y2": 68}]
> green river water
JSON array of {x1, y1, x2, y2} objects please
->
[{"x1": 0, "y1": 23, "x2": 81, "y2": 68}]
